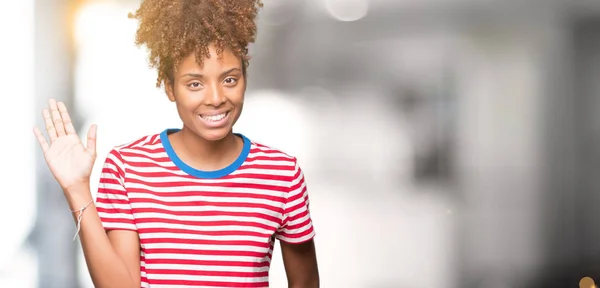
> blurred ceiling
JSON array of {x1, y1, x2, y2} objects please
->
[{"x1": 111, "y1": 0, "x2": 600, "y2": 22}]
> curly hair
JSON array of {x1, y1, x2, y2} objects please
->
[{"x1": 128, "y1": 0, "x2": 263, "y2": 87}]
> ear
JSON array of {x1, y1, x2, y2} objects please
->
[{"x1": 165, "y1": 80, "x2": 176, "y2": 102}]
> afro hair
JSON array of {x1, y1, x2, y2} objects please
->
[{"x1": 128, "y1": 0, "x2": 263, "y2": 87}]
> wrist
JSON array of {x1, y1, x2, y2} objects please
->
[
  {"x1": 64, "y1": 181, "x2": 90, "y2": 194},
  {"x1": 63, "y1": 183, "x2": 93, "y2": 209}
]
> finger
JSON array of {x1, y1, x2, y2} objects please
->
[
  {"x1": 33, "y1": 127, "x2": 50, "y2": 154},
  {"x1": 49, "y1": 99, "x2": 66, "y2": 137},
  {"x1": 57, "y1": 102, "x2": 76, "y2": 135},
  {"x1": 42, "y1": 108, "x2": 58, "y2": 143},
  {"x1": 86, "y1": 124, "x2": 97, "y2": 155}
]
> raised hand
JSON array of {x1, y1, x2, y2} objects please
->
[{"x1": 33, "y1": 99, "x2": 97, "y2": 192}]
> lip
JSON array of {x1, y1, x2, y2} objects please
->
[
  {"x1": 199, "y1": 110, "x2": 230, "y2": 117},
  {"x1": 197, "y1": 111, "x2": 230, "y2": 128}
]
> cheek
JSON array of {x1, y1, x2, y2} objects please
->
[
  {"x1": 233, "y1": 88, "x2": 244, "y2": 105},
  {"x1": 226, "y1": 89, "x2": 244, "y2": 125},
  {"x1": 174, "y1": 88, "x2": 200, "y2": 110},
  {"x1": 174, "y1": 102, "x2": 191, "y2": 123},
  {"x1": 228, "y1": 85, "x2": 245, "y2": 109},
  {"x1": 232, "y1": 103, "x2": 244, "y2": 125},
  {"x1": 234, "y1": 93, "x2": 245, "y2": 106},
  {"x1": 172, "y1": 93, "x2": 199, "y2": 123}
]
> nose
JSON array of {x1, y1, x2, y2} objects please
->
[{"x1": 204, "y1": 84, "x2": 226, "y2": 107}]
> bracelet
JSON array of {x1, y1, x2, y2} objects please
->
[{"x1": 70, "y1": 199, "x2": 94, "y2": 241}]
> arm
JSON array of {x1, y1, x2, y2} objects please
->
[
  {"x1": 276, "y1": 159, "x2": 319, "y2": 288},
  {"x1": 66, "y1": 189, "x2": 141, "y2": 288},
  {"x1": 281, "y1": 240, "x2": 320, "y2": 288},
  {"x1": 34, "y1": 100, "x2": 139, "y2": 288}
]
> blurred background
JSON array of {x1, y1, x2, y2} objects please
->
[{"x1": 2, "y1": 0, "x2": 600, "y2": 287}]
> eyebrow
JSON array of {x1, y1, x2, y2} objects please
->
[{"x1": 181, "y1": 68, "x2": 242, "y2": 79}]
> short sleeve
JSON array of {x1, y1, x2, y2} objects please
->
[
  {"x1": 95, "y1": 149, "x2": 137, "y2": 231},
  {"x1": 275, "y1": 159, "x2": 315, "y2": 244}
]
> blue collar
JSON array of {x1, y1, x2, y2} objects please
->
[{"x1": 159, "y1": 128, "x2": 251, "y2": 179}]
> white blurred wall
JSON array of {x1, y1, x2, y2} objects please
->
[
  {"x1": 6, "y1": 0, "x2": 600, "y2": 287},
  {"x1": 0, "y1": 0, "x2": 37, "y2": 286}
]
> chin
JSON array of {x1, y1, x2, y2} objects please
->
[{"x1": 196, "y1": 128, "x2": 232, "y2": 142}]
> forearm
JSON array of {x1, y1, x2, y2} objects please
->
[
  {"x1": 288, "y1": 275, "x2": 319, "y2": 288},
  {"x1": 66, "y1": 188, "x2": 139, "y2": 288}
]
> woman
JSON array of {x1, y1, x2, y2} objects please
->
[{"x1": 32, "y1": 0, "x2": 319, "y2": 287}]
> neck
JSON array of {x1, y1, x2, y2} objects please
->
[{"x1": 173, "y1": 126, "x2": 241, "y2": 171}]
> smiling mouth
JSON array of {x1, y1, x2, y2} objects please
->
[{"x1": 200, "y1": 111, "x2": 229, "y2": 122}]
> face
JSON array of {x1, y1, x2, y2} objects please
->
[{"x1": 166, "y1": 43, "x2": 246, "y2": 142}]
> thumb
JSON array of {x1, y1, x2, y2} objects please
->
[{"x1": 86, "y1": 124, "x2": 97, "y2": 155}]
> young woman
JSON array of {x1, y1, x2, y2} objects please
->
[{"x1": 32, "y1": 0, "x2": 319, "y2": 287}]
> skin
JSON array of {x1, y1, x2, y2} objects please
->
[
  {"x1": 281, "y1": 240, "x2": 320, "y2": 287},
  {"x1": 33, "y1": 99, "x2": 140, "y2": 288},
  {"x1": 33, "y1": 43, "x2": 319, "y2": 288},
  {"x1": 164, "y1": 45, "x2": 246, "y2": 172}
]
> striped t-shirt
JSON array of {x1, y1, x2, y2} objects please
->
[{"x1": 96, "y1": 128, "x2": 315, "y2": 287}]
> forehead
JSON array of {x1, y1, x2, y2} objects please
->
[{"x1": 177, "y1": 46, "x2": 242, "y2": 74}]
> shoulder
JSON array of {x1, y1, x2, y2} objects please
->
[
  {"x1": 114, "y1": 132, "x2": 162, "y2": 152},
  {"x1": 247, "y1": 138, "x2": 297, "y2": 165},
  {"x1": 105, "y1": 131, "x2": 164, "y2": 162},
  {"x1": 244, "y1": 137, "x2": 304, "y2": 180}
]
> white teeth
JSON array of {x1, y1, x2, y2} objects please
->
[{"x1": 201, "y1": 112, "x2": 227, "y2": 122}]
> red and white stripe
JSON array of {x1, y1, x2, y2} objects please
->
[{"x1": 96, "y1": 133, "x2": 315, "y2": 287}]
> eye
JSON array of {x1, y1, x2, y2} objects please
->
[
  {"x1": 187, "y1": 82, "x2": 202, "y2": 89},
  {"x1": 223, "y1": 77, "x2": 237, "y2": 85}
]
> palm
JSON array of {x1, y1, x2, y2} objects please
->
[
  {"x1": 45, "y1": 134, "x2": 95, "y2": 188},
  {"x1": 34, "y1": 99, "x2": 97, "y2": 191}
]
